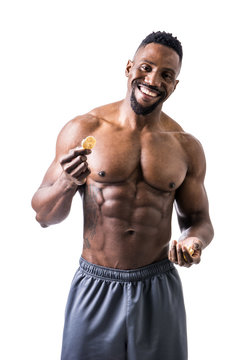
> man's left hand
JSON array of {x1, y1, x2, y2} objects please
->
[{"x1": 168, "y1": 237, "x2": 203, "y2": 268}]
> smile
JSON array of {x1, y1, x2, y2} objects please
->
[{"x1": 138, "y1": 84, "x2": 160, "y2": 98}]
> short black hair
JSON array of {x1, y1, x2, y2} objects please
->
[{"x1": 137, "y1": 31, "x2": 183, "y2": 62}]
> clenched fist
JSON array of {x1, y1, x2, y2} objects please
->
[{"x1": 168, "y1": 237, "x2": 203, "y2": 268}]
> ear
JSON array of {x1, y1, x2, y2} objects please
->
[
  {"x1": 173, "y1": 79, "x2": 179, "y2": 91},
  {"x1": 125, "y1": 60, "x2": 133, "y2": 77}
]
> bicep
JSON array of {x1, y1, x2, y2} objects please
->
[
  {"x1": 38, "y1": 128, "x2": 70, "y2": 188},
  {"x1": 175, "y1": 143, "x2": 210, "y2": 227},
  {"x1": 39, "y1": 118, "x2": 82, "y2": 187},
  {"x1": 175, "y1": 175, "x2": 209, "y2": 223},
  {"x1": 39, "y1": 159, "x2": 63, "y2": 188}
]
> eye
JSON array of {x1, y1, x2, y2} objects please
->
[
  {"x1": 140, "y1": 64, "x2": 152, "y2": 72},
  {"x1": 162, "y1": 72, "x2": 174, "y2": 82}
]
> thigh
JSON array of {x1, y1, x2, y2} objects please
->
[
  {"x1": 61, "y1": 270, "x2": 127, "y2": 360},
  {"x1": 127, "y1": 268, "x2": 188, "y2": 360}
]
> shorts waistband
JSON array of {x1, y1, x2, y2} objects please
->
[{"x1": 79, "y1": 257, "x2": 174, "y2": 282}]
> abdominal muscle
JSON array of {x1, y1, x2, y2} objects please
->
[{"x1": 81, "y1": 178, "x2": 175, "y2": 269}]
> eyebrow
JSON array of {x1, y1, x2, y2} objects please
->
[
  {"x1": 162, "y1": 67, "x2": 177, "y2": 75},
  {"x1": 141, "y1": 59, "x2": 156, "y2": 66}
]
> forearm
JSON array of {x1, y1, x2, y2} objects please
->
[
  {"x1": 32, "y1": 174, "x2": 79, "y2": 227},
  {"x1": 179, "y1": 220, "x2": 214, "y2": 249}
]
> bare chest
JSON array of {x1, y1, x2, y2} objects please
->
[{"x1": 87, "y1": 129, "x2": 188, "y2": 192}]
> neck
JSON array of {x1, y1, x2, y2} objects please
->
[{"x1": 118, "y1": 95, "x2": 163, "y2": 130}]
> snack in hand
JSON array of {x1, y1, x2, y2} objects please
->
[
  {"x1": 183, "y1": 247, "x2": 195, "y2": 262},
  {"x1": 188, "y1": 247, "x2": 194, "y2": 256},
  {"x1": 81, "y1": 136, "x2": 96, "y2": 149}
]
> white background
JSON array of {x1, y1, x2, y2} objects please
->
[{"x1": 1, "y1": 0, "x2": 239, "y2": 359}]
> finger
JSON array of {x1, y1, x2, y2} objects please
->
[
  {"x1": 191, "y1": 240, "x2": 203, "y2": 264},
  {"x1": 176, "y1": 243, "x2": 185, "y2": 266},
  {"x1": 169, "y1": 240, "x2": 178, "y2": 263},
  {"x1": 192, "y1": 239, "x2": 203, "y2": 252},
  {"x1": 74, "y1": 168, "x2": 91, "y2": 183},
  {"x1": 192, "y1": 252, "x2": 201, "y2": 265},
  {"x1": 60, "y1": 148, "x2": 91, "y2": 165},
  {"x1": 64, "y1": 167, "x2": 91, "y2": 186},
  {"x1": 62, "y1": 156, "x2": 87, "y2": 173},
  {"x1": 68, "y1": 161, "x2": 88, "y2": 177},
  {"x1": 71, "y1": 147, "x2": 91, "y2": 156},
  {"x1": 71, "y1": 162, "x2": 89, "y2": 178}
]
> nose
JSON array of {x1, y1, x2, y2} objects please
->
[{"x1": 145, "y1": 71, "x2": 161, "y2": 88}]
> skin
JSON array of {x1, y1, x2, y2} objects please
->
[{"x1": 32, "y1": 43, "x2": 214, "y2": 269}]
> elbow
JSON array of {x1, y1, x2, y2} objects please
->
[
  {"x1": 31, "y1": 195, "x2": 38, "y2": 214},
  {"x1": 31, "y1": 194, "x2": 42, "y2": 217},
  {"x1": 34, "y1": 209, "x2": 67, "y2": 227},
  {"x1": 31, "y1": 197, "x2": 48, "y2": 228},
  {"x1": 209, "y1": 222, "x2": 214, "y2": 243},
  {"x1": 35, "y1": 213, "x2": 49, "y2": 228}
]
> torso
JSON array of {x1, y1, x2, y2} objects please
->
[{"x1": 77, "y1": 103, "x2": 191, "y2": 269}]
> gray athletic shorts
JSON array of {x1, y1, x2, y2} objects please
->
[{"x1": 61, "y1": 257, "x2": 187, "y2": 360}]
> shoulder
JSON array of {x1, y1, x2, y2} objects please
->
[
  {"x1": 159, "y1": 112, "x2": 206, "y2": 177},
  {"x1": 177, "y1": 132, "x2": 206, "y2": 178},
  {"x1": 60, "y1": 113, "x2": 101, "y2": 136},
  {"x1": 161, "y1": 113, "x2": 204, "y2": 166},
  {"x1": 55, "y1": 101, "x2": 120, "y2": 158},
  {"x1": 55, "y1": 113, "x2": 101, "y2": 158},
  {"x1": 89, "y1": 100, "x2": 122, "y2": 124}
]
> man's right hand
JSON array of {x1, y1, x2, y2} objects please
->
[{"x1": 59, "y1": 147, "x2": 92, "y2": 186}]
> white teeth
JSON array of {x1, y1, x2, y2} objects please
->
[{"x1": 139, "y1": 86, "x2": 158, "y2": 97}]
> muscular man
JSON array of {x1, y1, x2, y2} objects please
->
[{"x1": 32, "y1": 31, "x2": 214, "y2": 360}]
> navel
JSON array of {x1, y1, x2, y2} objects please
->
[{"x1": 125, "y1": 229, "x2": 135, "y2": 236}]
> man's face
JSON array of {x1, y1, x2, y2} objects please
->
[{"x1": 126, "y1": 43, "x2": 181, "y2": 115}]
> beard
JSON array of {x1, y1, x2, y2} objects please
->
[{"x1": 130, "y1": 81, "x2": 166, "y2": 115}]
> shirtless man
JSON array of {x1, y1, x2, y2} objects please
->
[{"x1": 32, "y1": 31, "x2": 214, "y2": 360}]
